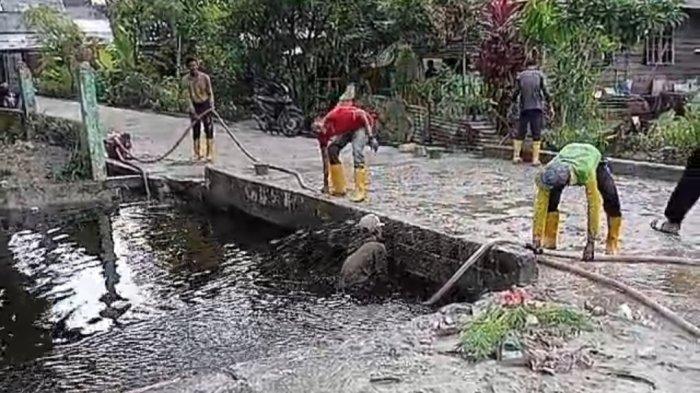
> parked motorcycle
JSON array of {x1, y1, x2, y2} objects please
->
[{"x1": 251, "y1": 79, "x2": 305, "y2": 137}]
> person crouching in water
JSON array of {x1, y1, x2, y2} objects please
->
[
  {"x1": 104, "y1": 131, "x2": 134, "y2": 176},
  {"x1": 314, "y1": 84, "x2": 379, "y2": 202},
  {"x1": 339, "y1": 214, "x2": 388, "y2": 291},
  {"x1": 105, "y1": 131, "x2": 133, "y2": 162},
  {"x1": 532, "y1": 143, "x2": 622, "y2": 260}
]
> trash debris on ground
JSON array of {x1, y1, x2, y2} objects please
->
[
  {"x1": 500, "y1": 287, "x2": 531, "y2": 307},
  {"x1": 617, "y1": 304, "x2": 634, "y2": 320},
  {"x1": 526, "y1": 346, "x2": 594, "y2": 375}
]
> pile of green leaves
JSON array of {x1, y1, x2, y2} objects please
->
[{"x1": 460, "y1": 304, "x2": 592, "y2": 361}]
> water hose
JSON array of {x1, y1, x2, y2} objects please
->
[
  {"x1": 424, "y1": 239, "x2": 700, "y2": 337},
  {"x1": 423, "y1": 239, "x2": 513, "y2": 306},
  {"x1": 129, "y1": 108, "x2": 214, "y2": 164},
  {"x1": 543, "y1": 250, "x2": 700, "y2": 267},
  {"x1": 211, "y1": 110, "x2": 259, "y2": 163},
  {"x1": 105, "y1": 157, "x2": 152, "y2": 200},
  {"x1": 211, "y1": 109, "x2": 316, "y2": 192},
  {"x1": 538, "y1": 256, "x2": 700, "y2": 338}
]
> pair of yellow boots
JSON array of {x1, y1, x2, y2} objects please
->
[
  {"x1": 512, "y1": 140, "x2": 542, "y2": 166},
  {"x1": 194, "y1": 138, "x2": 214, "y2": 162},
  {"x1": 327, "y1": 164, "x2": 369, "y2": 203},
  {"x1": 542, "y1": 212, "x2": 622, "y2": 255}
]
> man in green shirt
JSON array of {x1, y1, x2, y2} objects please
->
[{"x1": 532, "y1": 143, "x2": 623, "y2": 260}]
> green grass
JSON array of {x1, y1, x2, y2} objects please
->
[{"x1": 459, "y1": 304, "x2": 592, "y2": 361}]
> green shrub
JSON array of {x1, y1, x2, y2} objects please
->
[
  {"x1": 621, "y1": 106, "x2": 700, "y2": 164},
  {"x1": 102, "y1": 71, "x2": 158, "y2": 109},
  {"x1": 151, "y1": 76, "x2": 186, "y2": 113},
  {"x1": 36, "y1": 64, "x2": 74, "y2": 98},
  {"x1": 544, "y1": 121, "x2": 616, "y2": 153}
]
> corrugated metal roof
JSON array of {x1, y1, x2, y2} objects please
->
[
  {"x1": 0, "y1": 19, "x2": 111, "y2": 50},
  {"x1": 74, "y1": 18, "x2": 112, "y2": 41},
  {"x1": 0, "y1": 33, "x2": 40, "y2": 50},
  {"x1": 685, "y1": 0, "x2": 700, "y2": 9},
  {"x1": 0, "y1": 0, "x2": 65, "y2": 12},
  {"x1": 0, "y1": 0, "x2": 112, "y2": 49}
]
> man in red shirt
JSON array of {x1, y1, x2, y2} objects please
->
[{"x1": 314, "y1": 86, "x2": 379, "y2": 202}]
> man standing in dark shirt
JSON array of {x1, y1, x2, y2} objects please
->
[{"x1": 512, "y1": 58, "x2": 552, "y2": 166}]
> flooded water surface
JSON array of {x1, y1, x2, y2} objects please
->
[{"x1": 0, "y1": 204, "x2": 424, "y2": 392}]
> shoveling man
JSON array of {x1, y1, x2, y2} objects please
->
[
  {"x1": 532, "y1": 143, "x2": 623, "y2": 260},
  {"x1": 315, "y1": 84, "x2": 379, "y2": 202},
  {"x1": 339, "y1": 214, "x2": 388, "y2": 291}
]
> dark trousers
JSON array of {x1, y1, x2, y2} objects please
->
[
  {"x1": 547, "y1": 160, "x2": 622, "y2": 217},
  {"x1": 516, "y1": 109, "x2": 544, "y2": 141},
  {"x1": 192, "y1": 100, "x2": 214, "y2": 140},
  {"x1": 664, "y1": 148, "x2": 700, "y2": 224}
]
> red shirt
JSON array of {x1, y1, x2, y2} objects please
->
[{"x1": 317, "y1": 104, "x2": 375, "y2": 147}]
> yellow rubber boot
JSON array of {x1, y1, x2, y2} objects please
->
[
  {"x1": 512, "y1": 140, "x2": 523, "y2": 163},
  {"x1": 329, "y1": 164, "x2": 347, "y2": 196},
  {"x1": 542, "y1": 212, "x2": 559, "y2": 249},
  {"x1": 206, "y1": 138, "x2": 215, "y2": 162},
  {"x1": 532, "y1": 141, "x2": 542, "y2": 166},
  {"x1": 606, "y1": 216, "x2": 622, "y2": 255},
  {"x1": 193, "y1": 138, "x2": 202, "y2": 161},
  {"x1": 349, "y1": 166, "x2": 369, "y2": 203}
]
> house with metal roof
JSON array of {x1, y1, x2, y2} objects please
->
[
  {"x1": 603, "y1": 1, "x2": 700, "y2": 87},
  {"x1": 0, "y1": 0, "x2": 112, "y2": 89}
]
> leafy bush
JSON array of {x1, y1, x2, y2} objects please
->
[
  {"x1": 619, "y1": 106, "x2": 700, "y2": 164},
  {"x1": 102, "y1": 72, "x2": 157, "y2": 109},
  {"x1": 152, "y1": 77, "x2": 186, "y2": 113},
  {"x1": 405, "y1": 70, "x2": 493, "y2": 121},
  {"x1": 476, "y1": 0, "x2": 527, "y2": 132},
  {"x1": 36, "y1": 64, "x2": 75, "y2": 98},
  {"x1": 544, "y1": 121, "x2": 615, "y2": 153}
]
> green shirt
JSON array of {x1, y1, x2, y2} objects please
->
[{"x1": 551, "y1": 143, "x2": 601, "y2": 185}]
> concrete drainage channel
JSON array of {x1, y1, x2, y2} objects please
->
[{"x1": 137, "y1": 166, "x2": 538, "y2": 300}]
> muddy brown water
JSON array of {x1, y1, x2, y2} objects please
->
[
  {"x1": 0, "y1": 200, "x2": 698, "y2": 392},
  {"x1": 0, "y1": 204, "x2": 426, "y2": 392}
]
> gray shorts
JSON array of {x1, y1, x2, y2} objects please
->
[{"x1": 328, "y1": 127, "x2": 368, "y2": 168}]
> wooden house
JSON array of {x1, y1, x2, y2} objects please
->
[{"x1": 604, "y1": 1, "x2": 700, "y2": 86}]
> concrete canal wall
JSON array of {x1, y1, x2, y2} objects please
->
[{"x1": 202, "y1": 167, "x2": 538, "y2": 298}]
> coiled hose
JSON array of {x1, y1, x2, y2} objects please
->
[{"x1": 424, "y1": 239, "x2": 700, "y2": 338}]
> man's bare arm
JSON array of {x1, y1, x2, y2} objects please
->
[{"x1": 206, "y1": 74, "x2": 215, "y2": 107}]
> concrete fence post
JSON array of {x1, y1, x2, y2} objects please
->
[
  {"x1": 77, "y1": 61, "x2": 107, "y2": 181},
  {"x1": 18, "y1": 61, "x2": 37, "y2": 121}
]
